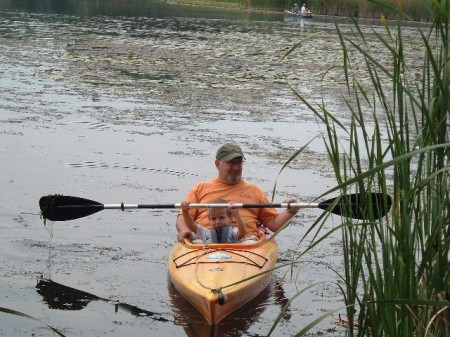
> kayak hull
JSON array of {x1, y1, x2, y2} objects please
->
[{"x1": 168, "y1": 237, "x2": 278, "y2": 324}]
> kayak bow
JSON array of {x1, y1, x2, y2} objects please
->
[{"x1": 168, "y1": 236, "x2": 277, "y2": 324}]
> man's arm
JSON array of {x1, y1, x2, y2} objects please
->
[
  {"x1": 180, "y1": 201, "x2": 198, "y2": 233},
  {"x1": 264, "y1": 198, "x2": 300, "y2": 232},
  {"x1": 176, "y1": 214, "x2": 195, "y2": 242}
]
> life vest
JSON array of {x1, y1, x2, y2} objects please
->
[{"x1": 208, "y1": 225, "x2": 236, "y2": 243}]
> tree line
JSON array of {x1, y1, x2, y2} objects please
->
[{"x1": 243, "y1": 0, "x2": 432, "y2": 21}]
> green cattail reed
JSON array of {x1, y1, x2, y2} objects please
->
[{"x1": 274, "y1": 0, "x2": 450, "y2": 336}]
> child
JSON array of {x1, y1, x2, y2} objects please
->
[{"x1": 180, "y1": 199, "x2": 246, "y2": 243}]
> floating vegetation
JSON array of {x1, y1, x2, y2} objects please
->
[{"x1": 66, "y1": 161, "x2": 199, "y2": 177}]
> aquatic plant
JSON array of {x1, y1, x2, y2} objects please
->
[
  {"x1": 0, "y1": 307, "x2": 65, "y2": 336},
  {"x1": 274, "y1": 0, "x2": 450, "y2": 335}
]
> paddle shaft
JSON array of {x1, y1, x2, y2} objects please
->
[
  {"x1": 39, "y1": 193, "x2": 392, "y2": 221},
  {"x1": 100, "y1": 202, "x2": 320, "y2": 210}
]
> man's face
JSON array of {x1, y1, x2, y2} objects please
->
[{"x1": 215, "y1": 157, "x2": 244, "y2": 184}]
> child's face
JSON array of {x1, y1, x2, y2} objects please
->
[{"x1": 208, "y1": 208, "x2": 230, "y2": 228}]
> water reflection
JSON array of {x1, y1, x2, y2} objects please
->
[
  {"x1": 36, "y1": 277, "x2": 170, "y2": 321},
  {"x1": 36, "y1": 277, "x2": 100, "y2": 311},
  {"x1": 0, "y1": 0, "x2": 284, "y2": 21},
  {"x1": 168, "y1": 275, "x2": 291, "y2": 337},
  {"x1": 36, "y1": 275, "x2": 290, "y2": 335}
]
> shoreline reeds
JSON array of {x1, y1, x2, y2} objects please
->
[{"x1": 275, "y1": 0, "x2": 450, "y2": 335}]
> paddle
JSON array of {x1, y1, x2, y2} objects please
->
[{"x1": 39, "y1": 193, "x2": 392, "y2": 222}]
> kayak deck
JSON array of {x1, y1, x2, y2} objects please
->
[{"x1": 168, "y1": 237, "x2": 278, "y2": 324}]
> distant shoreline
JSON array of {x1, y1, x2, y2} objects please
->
[
  {"x1": 166, "y1": 0, "x2": 432, "y2": 23},
  {"x1": 167, "y1": 0, "x2": 258, "y2": 10},
  {"x1": 167, "y1": 1, "x2": 430, "y2": 27}
]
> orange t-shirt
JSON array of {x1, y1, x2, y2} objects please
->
[{"x1": 179, "y1": 178, "x2": 278, "y2": 237}]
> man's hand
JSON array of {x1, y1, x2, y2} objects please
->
[
  {"x1": 177, "y1": 229, "x2": 193, "y2": 242},
  {"x1": 284, "y1": 198, "x2": 300, "y2": 215}
]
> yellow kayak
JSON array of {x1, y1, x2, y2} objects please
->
[{"x1": 168, "y1": 235, "x2": 278, "y2": 324}]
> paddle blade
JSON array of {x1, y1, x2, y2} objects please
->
[
  {"x1": 319, "y1": 192, "x2": 392, "y2": 220},
  {"x1": 39, "y1": 195, "x2": 104, "y2": 221}
]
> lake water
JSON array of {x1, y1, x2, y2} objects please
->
[{"x1": 0, "y1": 1, "x2": 424, "y2": 336}]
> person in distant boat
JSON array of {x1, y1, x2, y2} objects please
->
[
  {"x1": 301, "y1": 3, "x2": 307, "y2": 13},
  {"x1": 292, "y1": 3, "x2": 300, "y2": 13},
  {"x1": 180, "y1": 199, "x2": 246, "y2": 243},
  {"x1": 176, "y1": 143, "x2": 300, "y2": 242}
]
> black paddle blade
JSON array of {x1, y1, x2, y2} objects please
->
[
  {"x1": 319, "y1": 192, "x2": 392, "y2": 220},
  {"x1": 39, "y1": 195, "x2": 104, "y2": 221}
]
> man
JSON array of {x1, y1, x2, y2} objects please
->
[
  {"x1": 301, "y1": 3, "x2": 307, "y2": 13},
  {"x1": 176, "y1": 143, "x2": 300, "y2": 242}
]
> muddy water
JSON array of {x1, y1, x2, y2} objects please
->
[{"x1": 0, "y1": 3, "x2": 424, "y2": 337}]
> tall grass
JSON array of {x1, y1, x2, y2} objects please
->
[
  {"x1": 305, "y1": 0, "x2": 432, "y2": 20},
  {"x1": 279, "y1": 0, "x2": 450, "y2": 335}
]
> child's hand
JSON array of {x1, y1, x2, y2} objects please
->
[
  {"x1": 228, "y1": 202, "x2": 239, "y2": 215},
  {"x1": 181, "y1": 201, "x2": 190, "y2": 210}
]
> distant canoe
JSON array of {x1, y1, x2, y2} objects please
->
[{"x1": 284, "y1": 10, "x2": 314, "y2": 18}]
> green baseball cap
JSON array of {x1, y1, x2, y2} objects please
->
[{"x1": 216, "y1": 143, "x2": 245, "y2": 162}]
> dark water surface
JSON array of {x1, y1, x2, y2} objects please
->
[
  {"x1": 0, "y1": 1, "x2": 424, "y2": 336},
  {"x1": 0, "y1": 0, "x2": 285, "y2": 20}
]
